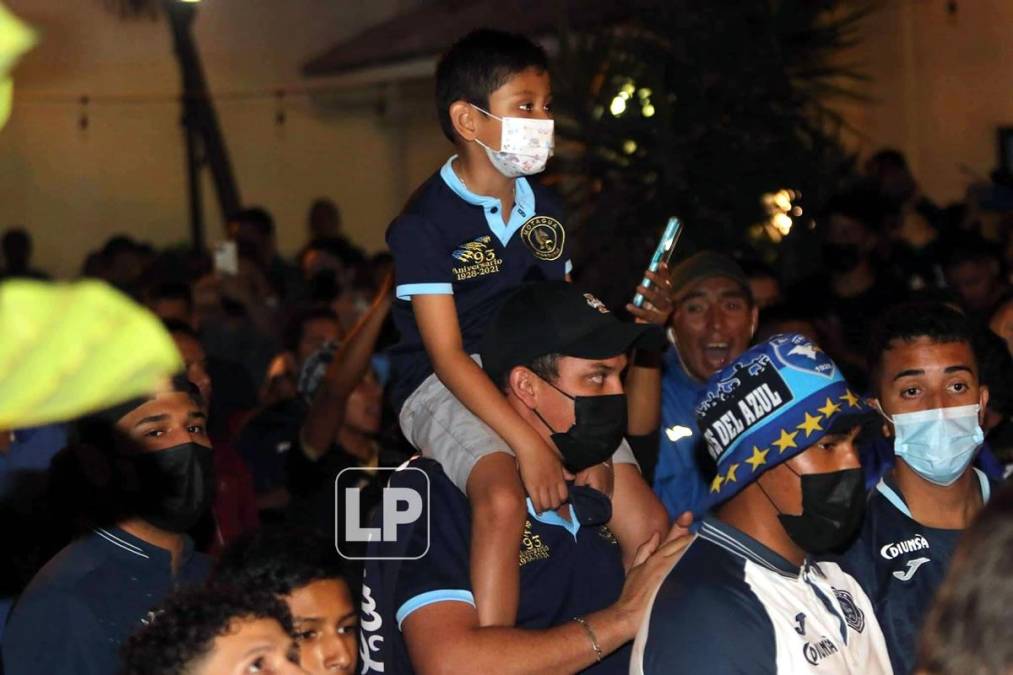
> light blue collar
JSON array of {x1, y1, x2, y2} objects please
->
[
  {"x1": 439, "y1": 155, "x2": 536, "y2": 248},
  {"x1": 876, "y1": 467, "x2": 991, "y2": 520},
  {"x1": 525, "y1": 498, "x2": 580, "y2": 539}
]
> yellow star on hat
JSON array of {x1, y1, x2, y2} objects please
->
[
  {"x1": 746, "y1": 446, "x2": 769, "y2": 472},
  {"x1": 841, "y1": 389, "x2": 861, "y2": 409},
  {"x1": 773, "y1": 428, "x2": 799, "y2": 454},
  {"x1": 710, "y1": 473, "x2": 724, "y2": 493},
  {"x1": 818, "y1": 397, "x2": 841, "y2": 418},
  {"x1": 796, "y1": 412, "x2": 824, "y2": 438},
  {"x1": 725, "y1": 463, "x2": 740, "y2": 484}
]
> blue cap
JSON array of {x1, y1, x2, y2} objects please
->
[{"x1": 695, "y1": 333, "x2": 871, "y2": 512}]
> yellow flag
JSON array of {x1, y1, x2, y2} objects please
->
[
  {"x1": 0, "y1": 280, "x2": 183, "y2": 428},
  {"x1": 0, "y1": 2, "x2": 36, "y2": 128}
]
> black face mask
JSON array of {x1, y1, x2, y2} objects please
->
[
  {"x1": 532, "y1": 379, "x2": 628, "y2": 474},
  {"x1": 761, "y1": 465, "x2": 866, "y2": 554},
  {"x1": 125, "y1": 442, "x2": 216, "y2": 533},
  {"x1": 822, "y1": 243, "x2": 863, "y2": 275}
]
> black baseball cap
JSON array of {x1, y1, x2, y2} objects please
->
[{"x1": 481, "y1": 281, "x2": 665, "y2": 384}]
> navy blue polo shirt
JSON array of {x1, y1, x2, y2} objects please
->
[
  {"x1": 2, "y1": 527, "x2": 211, "y2": 675},
  {"x1": 831, "y1": 468, "x2": 996, "y2": 675},
  {"x1": 386, "y1": 157, "x2": 571, "y2": 411},
  {"x1": 359, "y1": 457, "x2": 628, "y2": 674}
]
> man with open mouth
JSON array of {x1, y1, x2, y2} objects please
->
[{"x1": 653, "y1": 252, "x2": 758, "y2": 520}]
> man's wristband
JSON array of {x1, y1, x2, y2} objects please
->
[{"x1": 572, "y1": 616, "x2": 603, "y2": 663}]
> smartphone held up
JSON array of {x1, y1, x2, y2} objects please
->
[{"x1": 632, "y1": 217, "x2": 683, "y2": 308}]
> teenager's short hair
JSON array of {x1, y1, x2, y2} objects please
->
[
  {"x1": 120, "y1": 584, "x2": 294, "y2": 675},
  {"x1": 435, "y1": 29, "x2": 549, "y2": 142},
  {"x1": 163, "y1": 318, "x2": 199, "y2": 341},
  {"x1": 212, "y1": 527, "x2": 352, "y2": 600},
  {"x1": 499, "y1": 353, "x2": 560, "y2": 391},
  {"x1": 147, "y1": 281, "x2": 194, "y2": 312},
  {"x1": 230, "y1": 207, "x2": 275, "y2": 237},
  {"x1": 866, "y1": 302, "x2": 976, "y2": 389},
  {"x1": 283, "y1": 305, "x2": 340, "y2": 353}
]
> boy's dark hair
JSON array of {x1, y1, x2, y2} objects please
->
[
  {"x1": 147, "y1": 281, "x2": 194, "y2": 312},
  {"x1": 2, "y1": 227, "x2": 30, "y2": 261},
  {"x1": 941, "y1": 234, "x2": 1000, "y2": 271},
  {"x1": 435, "y1": 29, "x2": 549, "y2": 142},
  {"x1": 283, "y1": 305, "x2": 340, "y2": 353},
  {"x1": 162, "y1": 318, "x2": 199, "y2": 341},
  {"x1": 230, "y1": 207, "x2": 275, "y2": 237},
  {"x1": 820, "y1": 187, "x2": 893, "y2": 235},
  {"x1": 866, "y1": 302, "x2": 976, "y2": 389},
  {"x1": 738, "y1": 258, "x2": 778, "y2": 282},
  {"x1": 867, "y1": 148, "x2": 909, "y2": 173},
  {"x1": 120, "y1": 584, "x2": 294, "y2": 675},
  {"x1": 212, "y1": 527, "x2": 353, "y2": 601}
]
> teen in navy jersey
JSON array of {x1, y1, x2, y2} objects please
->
[
  {"x1": 833, "y1": 303, "x2": 998, "y2": 675},
  {"x1": 2, "y1": 378, "x2": 214, "y2": 675},
  {"x1": 634, "y1": 335, "x2": 893, "y2": 674}
]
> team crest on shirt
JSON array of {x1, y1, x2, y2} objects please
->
[
  {"x1": 520, "y1": 216, "x2": 565, "y2": 261},
  {"x1": 451, "y1": 235, "x2": 503, "y2": 281},
  {"x1": 832, "y1": 588, "x2": 866, "y2": 633},
  {"x1": 519, "y1": 519, "x2": 551, "y2": 566}
]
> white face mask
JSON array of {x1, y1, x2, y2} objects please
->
[
  {"x1": 880, "y1": 403, "x2": 985, "y2": 486},
  {"x1": 471, "y1": 104, "x2": 554, "y2": 177}
]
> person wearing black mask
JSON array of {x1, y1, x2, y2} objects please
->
[
  {"x1": 2, "y1": 375, "x2": 215, "y2": 675},
  {"x1": 633, "y1": 334, "x2": 893, "y2": 674},
  {"x1": 358, "y1": 282, "x2": 688, "y2": 674}
]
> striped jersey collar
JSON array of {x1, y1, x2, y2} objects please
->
[
  {"x1": 876, "y1": 467, "x2": 990, "y2": 521},
  {"x1": 699, "y1": 516, "x2": 801, "y2": 578},
  {"x1": 94, "y1": 526, "x2": 194, "y2": 568}
]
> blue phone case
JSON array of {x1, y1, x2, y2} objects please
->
[{"x1": 632, "y1": 217, "x2": 683, "y2": 308}]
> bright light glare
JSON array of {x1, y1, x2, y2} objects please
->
[
  {"x1": 642, "y1": 103, "x2": 656, "y2": 117},
  {"x1": 610, "y1": 96, "x2": 627, "y2": 116},
  {"x1": 773, "y1": 213, "x2": 793, "y2": 234}
]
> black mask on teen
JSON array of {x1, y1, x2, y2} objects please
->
[
  {"x1": 532, "y1": 379, "x2": 628, "y2": 474},
  {"x1": 822, "y1": 243, "x2": 863, "y2": 275},
  {"x1": 125, "y1": 442, "x2": 216, "y2": 533},
  {"x1": 762, "y1": 465, "x2": 866, "y2": 554}
]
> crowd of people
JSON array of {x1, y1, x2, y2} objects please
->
[{"x1": 2, "y1": 27, "x2": 1013, "y2": 675}]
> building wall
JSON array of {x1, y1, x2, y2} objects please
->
[
  {"x1": 3, "y1": 0, "x2": 1012, "y2": 276},
  {"x1": 1, "y1": 0, "x2": 449, "y2": 277},
  {"x1": 835, "y1": 0, "x2": 1013, "y2": 204}
]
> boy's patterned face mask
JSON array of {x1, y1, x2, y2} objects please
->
[{"x1": 471, "y1": 104, "x2": 554, "y2": 178}]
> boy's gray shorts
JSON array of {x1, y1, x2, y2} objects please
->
[{"x1": 399, "y1": 355, "x2": 639, "y2": 493}]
